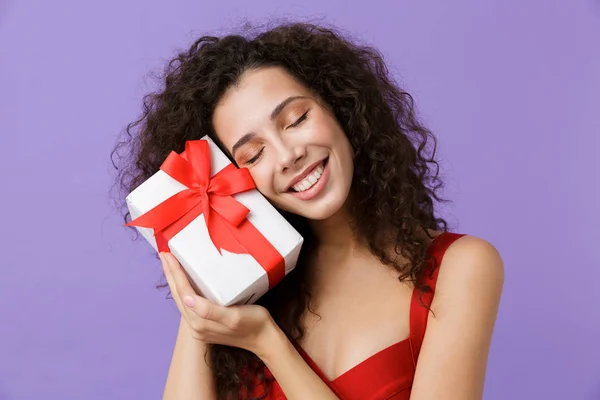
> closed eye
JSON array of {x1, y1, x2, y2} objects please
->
[
  {"x1": 287, "y1": 111, "x2": 309, "y2": 129},
  {"x1": 245, "y1": 111, "x2": 308, "y2": 164},
  {"x1": 246, "y1": 148, "x2": 264, "y2": 165}
]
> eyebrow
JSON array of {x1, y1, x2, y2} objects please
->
[{"x1": 231, "y1": 95, "x2": 309, "y2": 157}]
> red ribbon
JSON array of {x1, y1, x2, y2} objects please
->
[{"x1": 126, "y1": 140, "x2": 285, "y2": 289}]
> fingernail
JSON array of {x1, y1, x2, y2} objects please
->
[{"x1": 183, "y1": 296, "x2": 196, "y2": 308}]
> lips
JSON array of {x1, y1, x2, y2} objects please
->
[
  {"x1": 283, "y1": 157, "x2": 328, "y2": 192},
  {"x1": 287, "y1": 157, "x2": 330, "y2": 201}
]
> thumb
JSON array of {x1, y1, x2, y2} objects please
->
[{"x1": 183, "y1": 295, "x2": 233, "y2": 326}]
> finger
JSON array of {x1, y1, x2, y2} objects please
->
[
  {"x1": 184, "y1": 302, "x2": 230, "y2": 335},
  {"x1": 159, "y1": 253, "x2": 185, "y2": 314},
  {"x1": 164, "y1": 253, "x2": 196, "y2": 296},
  {"x1": 183, "y1": 295, "x2": 224, "y2": 322},
  {"x1": 183, "y1": 295, "x2": 240, "y2": 329},
  {"x1": 163, "y1": 256, "x2": 240, "y2": 329},
  {"x1": 182, "y1": 296, "x2": 239, "y2": 344},
  {"x1": 163, "y1": 252, "x2": 198, "y2": 318},
  {"x1": 163, "y1": 253, "x2": 241, "y2": 331},
  {"x1": 186, "y1": 316, "x2": 239, "y2": 346}
]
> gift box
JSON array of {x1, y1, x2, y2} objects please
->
[{"x1": 125, "y1": 137, "x2": 303, "y2": 306}]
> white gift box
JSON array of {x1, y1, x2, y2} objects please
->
[{"x1": 126, "y1": 137, "x2": 303, "y2": 306}]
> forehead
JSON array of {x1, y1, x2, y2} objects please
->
[{"x1": 212, "y1": 66, "x2": 311, "y2": 146}]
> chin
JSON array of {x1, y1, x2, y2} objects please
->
[
  {"x1": 296, "y1": 208, "x2": 338, "y2": 221},
  {"x1": 276, "y1": 193, "x2": 348, "y2": 221}
]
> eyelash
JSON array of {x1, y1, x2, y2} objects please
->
[
  {"x1": 288, "y1": 110, "x2": 309, "y2": 128},
  {"x1": 244, "y1": 111, "x2": 309, "y2": 165},
  {"x1": 246, "y1": 149, "x2": 263, "y2": 164}
]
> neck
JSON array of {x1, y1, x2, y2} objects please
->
[
  {"x1": 304, "y1": 203, "x2": 375, "y2": 279},
  {"x1": 303, "y1": 205, "x2": 378, "y2": 301},
  {"x1": 308, "y1": 206, "x2": 359, "y2": 252}
]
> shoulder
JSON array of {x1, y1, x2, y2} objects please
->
[
  {"x1": 410, "y1": 235, "x2": 504, "y2": 396},
  {"x1": 442, "y1": 234, "x2": 504, "y2": 284},
  {"x1": 411, "y1": 236, "x2": 504, "y2": 397},
  {"x1": 432, "y1": 234, "x2": 504, "y2": 316}
]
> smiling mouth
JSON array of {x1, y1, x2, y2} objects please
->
[{"x1": 288, "y1": 158, "x2": 328, "y2": 192}]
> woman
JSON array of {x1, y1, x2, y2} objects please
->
[{"x1": 113, "y1": 22, "x2": 504, "y2": 400}]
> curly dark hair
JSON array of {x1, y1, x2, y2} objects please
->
[{"x1": 111, "y1": 21, "x2": 448, "y2": 399}]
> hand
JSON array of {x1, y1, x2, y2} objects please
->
[{"x1": 159, "y1": 252, "x2": 278, "y2": 356}]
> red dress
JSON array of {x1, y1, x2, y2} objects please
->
[{"x1": 248, "y1": 232, "x2": 466, "y2": 400}]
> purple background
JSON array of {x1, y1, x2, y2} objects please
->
[{"x1": 1, "y1": 0, "x2": 598, "y2": 399}]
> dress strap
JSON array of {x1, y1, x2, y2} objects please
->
[{"x1": 409, "y1": 232, "x2": 466, "y2": 364}]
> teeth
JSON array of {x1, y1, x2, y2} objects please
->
[{"x1": 292, "y1": 163, "x2": 324, "y2": 192}]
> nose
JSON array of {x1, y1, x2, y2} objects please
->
[{"x1": 276, "y1": 141, "x2": 306, "y2": 172}]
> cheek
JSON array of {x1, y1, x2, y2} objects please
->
[
  {"x1": 315, "y1": 120, "x2": 346, "y2": 147},
  {"x1": 248, "y1": 167, "x2": 274, "y2": 197}
]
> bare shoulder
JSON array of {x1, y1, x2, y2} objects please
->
[
  {"x1": 441, "y1": 234, "x2": 504, "y2": 279},
  {"x1": 410, "y1": 235, "x2": 504, "y2": 398},
  {"x1": 432, "y1": 234, "x2": 505, "y2": 316}
]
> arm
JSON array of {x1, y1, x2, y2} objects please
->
[
  {"x1": 162, "y1": 312, "x2": 339, "y2": 400},
  {"x1": 160, "y1": 252, "x2": 340, "y2": 400},
  {"x1": 163, "y1": 316, "x2": 217, "y2": 400},
  {"x1": 410, "y1": 236, "x2": 505, "y2": 400},
  {"x1": 255, "y1": 324, "x2": 341, "y2": 400}
]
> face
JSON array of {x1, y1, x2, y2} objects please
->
[{"x1": 212, "y1": 66, "x2": 354, "y2": 220}]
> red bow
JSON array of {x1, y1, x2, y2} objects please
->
[{"x1": 126, "y1": 140, "x2": 285, "y2": 288}]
